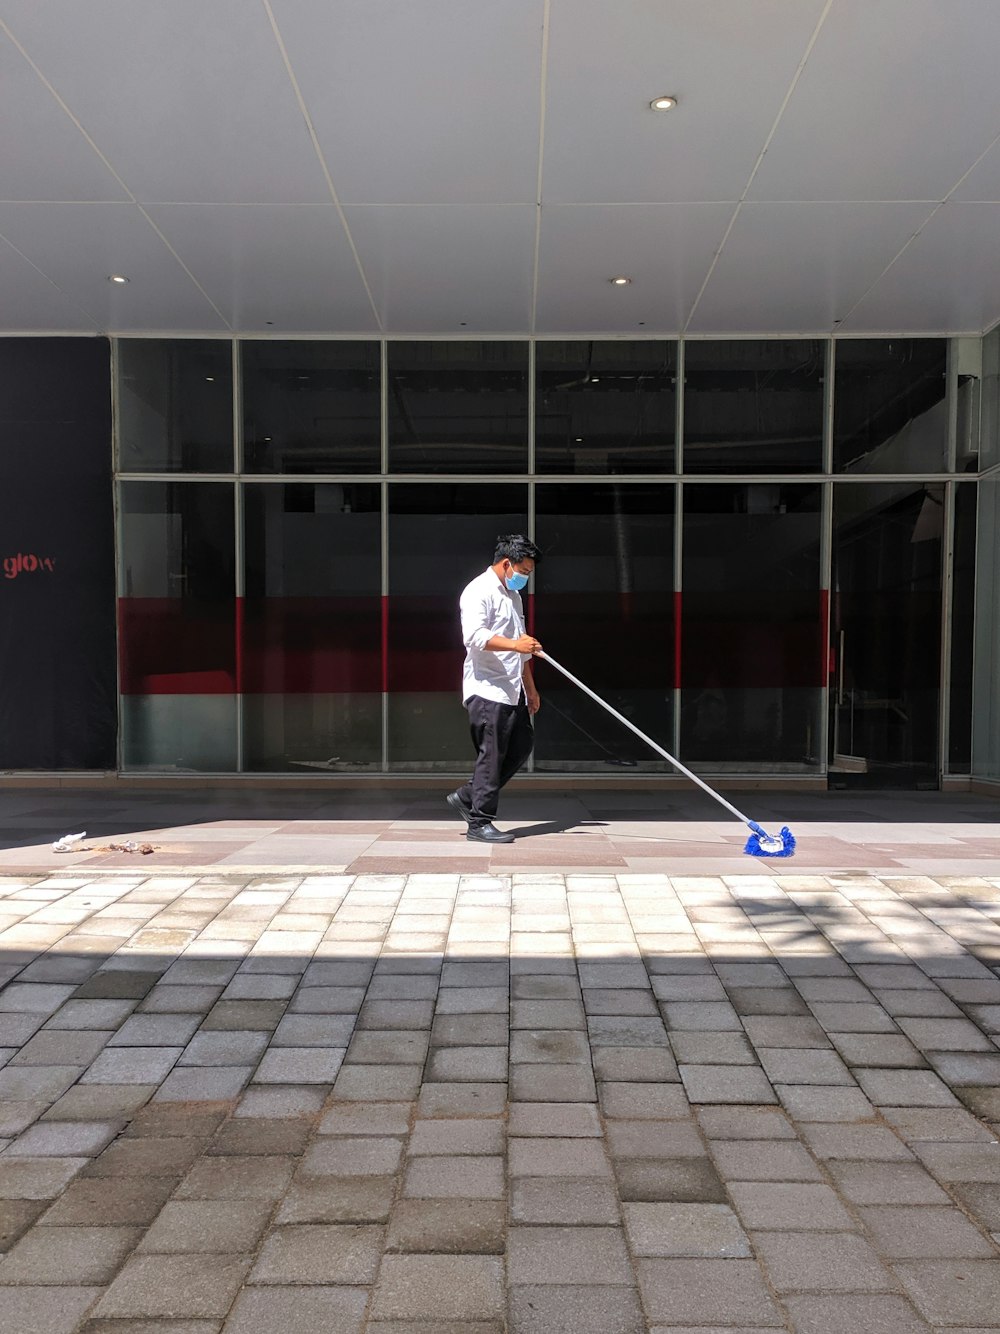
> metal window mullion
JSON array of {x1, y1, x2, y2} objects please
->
[
  {"x1": 819, "y1": 479, "x2": 833, "y2": 777},
  {"x1": 673, "y1": 479, "x2": 683, "y2": 760},
  {"x1": 233, "y1": 339, "x2": 244, "y2": 773},
  {"x1": 111, "y1": 340, "x2": 125, "y2": 774},
  {"x1": 939, "y1": 479, "x2": 956, "y2": 780},
  {"x1": 946, "y1": 339, "x2": 959, "y2": 474},
  {"x1": 380, "y1": 341, "x2": 390, "y2": 773},
  {"x1": 527, "y1": 474, "x2": 536, "y2": 772},
  {"x1": 675, "y1": 338, "x2": 684, "y2": 477}
]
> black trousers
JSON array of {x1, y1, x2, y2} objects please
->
[{"x1": 456, "y1": 695, "x2": 534, "y2": 827}]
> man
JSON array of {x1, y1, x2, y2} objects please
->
[{"x1": 447, "y1": 535, "x2": 543, "y2": 844}]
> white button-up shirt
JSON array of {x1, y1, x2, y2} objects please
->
[{"x1": 460, "y1": 567, "x2": 529, "y2": 706}]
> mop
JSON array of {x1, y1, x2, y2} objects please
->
[{"x1": 536, "y1": 652, "x2": 796, "y2": 858}]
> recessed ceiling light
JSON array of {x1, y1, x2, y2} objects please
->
[
  {"x1": 610, "y1": 276, "x2": 631, "y2": 286},
  {"x1": 108, "y1": 274, "x2": 129, "y2": 284},
  {"x1": 575, "y1": 437, "x2": 583, "y2": 443},
  {"x1": 205, "y1": 377, "x2": 214, "y2": 382},
  {"x1": 650, "y1": 95, "x2": 677, "y2": 111}
]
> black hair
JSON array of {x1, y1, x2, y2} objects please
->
[{"x1": 494, "y1": 534, "x2": 542, "y2": 566}]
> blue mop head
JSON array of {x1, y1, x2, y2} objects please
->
[{"x1": 744, "y1": 822, "x2": 796, "y2": 858}]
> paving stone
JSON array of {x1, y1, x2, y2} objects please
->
[
  {"x1": 510, "y1": 1001, "x2": 586, "y2": 1030},
  {"x1": 956, "y1": 1086, "x2": 1000, "y2": 1119},
  {"x1": 0, "y1": 984, "x2": 78, "y2": 1013},
  {"x1": 506, "y1": 1102, "x2": 600, "y2": 1138},
  {"x1": 222, "y1": 972, "x2": 299, "y2": 1000},
  {"x1": 233, "y1": 1087, "x2": 326, "y2": 1119},
  {"x1": 42, "y1": 1086, "x2": 155, "y2": 1122},
  {"x1": 911, "y1": 1142, "x2": 1000, "y2": 1183},
  {"x1": 508, "y1": 1136, "x2": 612, "y2": 1177},
  {"x1": 727, "y1": 1181, "x2": 855, "y2": 1230},
  {"x1": 510, "y1": 1064, "x2": 594, "y2": 1102},
  {"x1": 511, "y1": 976, "x2": 582, "y2": 1000},
  {"x1": 140, "y1": 987, "x2": 224, "y2": 1014},
  {"x1": 858, "y1": 1205, "x2": 995, "y2": 1258},
  {"x1": 404, "y1": 1156, "x2": 504, "y2": 1199},
  {"x1": 123, "y1": 1105, "x2": 227, "y2": 1140},
  {"x1": 290, "y1": 987, "x2": 368, "y2": 1014},
  {"x1": 174, "y1": 1155, "x2": 295, "y2": 1201},
  {"x1": 373, "y1": 1255, "x2": 504, "y2": 1320},
  {"x1": 39, "y1": 1176, "x2": 178, "y2": 1227},
  {"x1": 154, "y1": 1067, "x2": 252, "y2": 1102},
  {"x1": 0, "y1": 1199, "x2": 46, "y2": 1252},
  {"x1": 249, "y1": 1223, "x2": 383, "y2": 1283},
  {"x1": 6, "y1": 1121, "x2": 118, "y2": 1158},
  {"x1": 345, "y1": 1030, "x2": 428, "y2": 1064},
  {"x1": 255, "y1": 1048, "x2": 345, "y2": 1085},
  {"x1": 952, "y1": 1183, "x2": 1000, "y2": 1229},
  {"x1": 598, "y1": 1082, "x2": 689, "y2": 1119},
  {"x1": 897, "y1": 1017, "x2": 994, "y2": 1051},
  {"x1": 711, "y1": 1140, "x2": 824, "y2": 1182},
  {"x1": 756, "y1": 1047, "x2": 854, "y2": 1085},
  {"x1": 615, "y1": 1158, "x2": 727, "y2": 1203},
  {"x1": 386, "y1": 1199, "x2": 505, "y2": 1254},
  {"x1": 201, "y1": 1001, "x2": 287, "y2": 1031},
  {"x1": 855, "y1": 1068, "x2": 960, "y2": 1107},
  {"x1": 742, "y1": 1016, "x2": 831, "y2": 1048},
  {"x1": 725, "y1": 986, "x2": 811, "y2": 1016},
  {"x1": 275, "y1": 1176, "x2": 395, "y2": 1224},
  {"x1": 138, "y1": 1199, "x2": 272, "y2": 1254},
  {"x1": 679, "y1": 1064, "x2": 777, "y2": 1104},
  {"x1": 662, "y1": 1002, "x2": 742, "y2": 1031},
  {"x1": 0, "y1": 1286, "x2": 102, "y2": 1334},
  {"x1": 0, "y1": 1224, "x2": 140, "y2": 1284},
  {"x1": 926, "y1": 1052, "x2": 1000, "y2": 1085},
  {"x1": 802, "y1": 1124, "x2": 915, "y2": 1161},
  {"x1": 830, "y1": 1033, "x2": 928, "y2": 1067},
  {"x1": 428, "y1": 1047, "x2": 508, "y2": 1082},
  {"x1": 874, "y1": 988, "x2": 964, "y2": 1018},
  {"x1": 332, "y1": 1063, "x2": 422, "y2": 1100},
  {"x1": 637, "y1": 1258, "x2": 782, "y2": 1326},
  {"x1": 622, "y1": 1202, "x2": 750, "y2": 1257},
  {"x1": 697, "y1": 1107, "x2": 796, "y2": 1140},
  {"x1": 366, "y1": 1322, "x2": 501, "y2": 1334},
  {"x1": 409, "y1": 1118, "x2": 504, "y2": 1156},
  {"x1": 301, "y1": 1136, "x2": 403, "y2": 1177},
  {"x1": 668, "y1": 1032, "x2": 756, "y2": 1064},
  {"x1": 82, "y1": 1136, "x2": 208, "y2": 1179},
  {"x1": 317, "y1": 1103, "x2": 413, "y2": 1136},
  {"x1": 510, "y1": 1176, "x2": 620, "y2": 1225},
  {"x1": 75, "y1": 972, "x2": 162, "y2": 1001},
  {"x1": 0, "y1": 1156, "x2": 86, "y2": 1200},
  {"x1": 826, "y1": 1162, "x2": 951, "y2": 1205},
  {"x1": 894, "y1": 1260, "x2": 1000, "y2": 1326},
  {"x1": 221, "y1": 1285, "x2": 368, "y2": 1334},
  {"x1": 11, "y1": 1031, "x2": 113, "y2": 1067},
  {"x1": 507, "y1": 1225, "x2": 631, "y2": 1284},
  {"x1": 0, "y1": 1065, "x2": 80, "y2": 1101},
  {"x1": 93, "y1": 1254, "x2": 250, "y2": 1319},
  {"x1": 416, "y1": 1083, "x2": 507, "y2": 1118},
  {"x1": 108, "y1": 1015, "x2": 201, "y2": 1047},
  {"x1": 432, "y1": 1015, "x2": 509, "y2": 1046},
  {"x1": 604, "y1": 1119, "x2": 703, "y2": 1160},
  {"x1": 880, "y1": 1107, "x2": 995, "y2": 1143},
  {"x1": 82, "y1": 1047, "x2": 181, "y2": 1085},
  {"x1": 782, "y1": 1294, "x2": 934, "y2": 1334},
  {"x1": 776, "y1": 1085, "x2": 876, "y2": 1122},
  {"x1": 507, "y1": 1285, "x2": 645, "y2": 1334},
  {"x1": 509, "y1": 1030, "x2": 589, "y2": 1064},
  {"x1": 753, "y1": 1229, "x2": 896, "y2": 1291}
]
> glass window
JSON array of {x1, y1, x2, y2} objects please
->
[
  {"x1": 118, "y1": 339, "x2": 233, "y2": 472},
  {"x1": 535, "y1": 341, "x2": 676, "y2": 474},
  {"x1": 533, "y1": 484, "x2": 675, "y2": 770},
  {"x1": 387, "y1": 484, "x2": 527, "y2": 768},
  {"x1": 973, "y1": 477, "x2": 1000, "y2": 781},
  {"x1": 683, "y1": 340, "x2": 825, "y2": 474},
  {"x1": 118, "y1": 481, "x2": 236, "y2": 770},
  {"x1": 242, "y1": 340, "x2": 380, "y2": 474},
  {"x1": 833, "y1": 339, "x2": 947, "y2": 473},
  {"x1": 830, "y1": 482, "x2": 941, "y2": 788},
  {"x1": 242, "y1": 483, "x2": 382, "y2": 771},
  {"x1": 681, "y1": 484, "x2": 823, "y2": 770},
  {"x1": 387, "y1": 341, "x2": 528, "y2": 474}
]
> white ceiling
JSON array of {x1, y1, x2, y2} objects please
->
[{"x1": 2, "y1": 0, "x2": 1000, "y2": 337}]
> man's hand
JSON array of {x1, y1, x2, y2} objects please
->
[
  {"x1": 525, "y1": 685, "x2": 541, "y2": 716},
  {"x1": 513, "y1": 634, "x2": 542, "y2": 655}
]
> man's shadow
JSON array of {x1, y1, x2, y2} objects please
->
[{"x1": 500, "y1": 818, "x2": 609, "y2": 840}]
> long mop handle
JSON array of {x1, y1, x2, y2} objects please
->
[{"x1": 535, "y1": 651, "x2": 752, "y2": 827}]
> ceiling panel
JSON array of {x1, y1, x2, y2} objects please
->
[
  {"x1": 749, "y1": 0, "x2": 1000, "y2": 202},
  {"x1": 147, "y1": 205, "x2": 378, "y2": 332},
  {"x1": 0, "y1": 31, "x2": 126, "y2": 202},
  {"x1": 535, "y1": 204, "x2": 733, "y2": 333},
  {"x1": 688, "y1": 201, "x2": 936, "y2": 333},
  {"x1": 542, "y1": 0, "x2": 826, "y2": 203},
  {"x1": 0, "y1": 234, "x2": 97, "y2": 331},
  {"x1": 0, "y1": 0, "x2": 330, "y2": 204},
  {"x1": 841, "y1": 203, "x2": 1000, "y2": 334},
  {"x1": 343, "y1": 205, "x2": 536, "y2": 332},
  {"x1": 269, "y1": 0, "x2": 543, "y2": 205},
  {"x1": 0, "y1": 202, "x2": 228, "y2": 331},
  {"x1": 952, "y1": 138, "x2": 1000, "y2": 202}
]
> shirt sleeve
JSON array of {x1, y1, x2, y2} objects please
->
[{"x1": 460, "y1": 586, "x2": 495, "y2": 650}]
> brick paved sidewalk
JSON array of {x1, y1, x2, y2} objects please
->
[{"x1": 2, "y1": 869, "x2": 1000, "y2": 1331}]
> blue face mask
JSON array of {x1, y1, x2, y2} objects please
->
[{"x1": 505, "y1": 569, "x2": 529, "y2": 592}]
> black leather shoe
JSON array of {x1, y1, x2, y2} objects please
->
[
  {"x1": 446, "y1": 791, "x2": 474, "y2": 826},
  {"x1": 467, "y1": 822, "x2": 515, "y2": 844}
]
